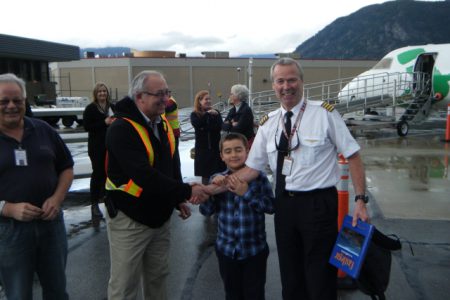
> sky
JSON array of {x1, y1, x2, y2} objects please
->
[{"x1": 2, "y1": 0, "x2": 442, "y2": 57}]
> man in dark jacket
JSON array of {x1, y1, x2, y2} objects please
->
[
  {"x1": 222, "y1": 84, "x2": 255, "y2": 146},
  {"x1": 105, "y1": 70, "x2": 208, "y2": 300}
]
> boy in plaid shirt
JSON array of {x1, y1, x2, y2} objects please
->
[{"x1": 199, "y1": 132, "x2": 275, "y2": 300}]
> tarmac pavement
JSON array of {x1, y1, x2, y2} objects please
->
[{"x1": 2, "y1": 127, "x2": 448, "y2": 300}]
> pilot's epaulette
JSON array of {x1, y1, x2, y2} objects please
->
[
  {"x1": 259, "y1": 114, "x2": 269, "y2": 126},
  {"x1": 321, "y1": 101, "x2": 335, "y2": 112}
]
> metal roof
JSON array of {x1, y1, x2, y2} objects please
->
[{"x1": 0, "y1": 34, "x2": 79, "y2": 62}]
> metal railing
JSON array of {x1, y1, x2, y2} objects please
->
[
  {"x1": 178, "y1": 101, "x2": 230, "y2": 141},
  {"x1": 162, "y1": 72, "x2": 432, "y2": 140},
  {"x1": 249, "y1": 72, "x2": 430, "y2": 120}
]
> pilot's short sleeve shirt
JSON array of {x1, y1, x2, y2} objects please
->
[{"x1": 246, "y1": 100, "x2": 360, "y2": 191}]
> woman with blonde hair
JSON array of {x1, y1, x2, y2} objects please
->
[
  {"x1": 190, "y1": 90, "x2": 225, "y2": 184},
  {"x1": 83, "y1": 82, "x2": 115, "y2": 226}
]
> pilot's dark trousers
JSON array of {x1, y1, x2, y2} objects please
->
[{"x1": 274, "y1": 187, "x2": 338, "y2": 300}]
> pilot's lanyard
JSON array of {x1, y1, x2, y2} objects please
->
[{"x1": 277, "y1": 99, "x2": 307, "y2": 157}]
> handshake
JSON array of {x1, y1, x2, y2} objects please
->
[
  {"x1": 188, "y1": 174, "x2": 248, "y2": 205},
  {"x1": 177, "y1": 175, "x2": 248, "y2": 220},
  {"x1": 188, "y1": 183, "x2": 211, "y2": 205}
]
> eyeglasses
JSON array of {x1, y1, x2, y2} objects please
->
[
  {"x1": 142, "y1": 89, "x2": 171, "y2": 98},
  {"x1": 0, "y1": 98, "x2": 25, "y2": 107}
]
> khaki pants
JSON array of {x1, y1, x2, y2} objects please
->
[{"x1": 106, "y1": 211, "x2": 170, "y2": 300}]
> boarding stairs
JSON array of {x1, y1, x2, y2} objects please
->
[
  {"x1": 400, "y1": 93, "x2": 433, "y2": 123},
  {"x1": 399, "y1": 73, "x2": 434, "y2": 124},
  {"x1": 251, "y1": 72, "x2": 425, "y2": 118},
  {"x1": 178, "y1": 71, "x2": 432, "y2": 139},
  {"x1": 249, "y1": 71, "x2": 433, "y2": 136}
]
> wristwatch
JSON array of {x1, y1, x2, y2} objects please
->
[
  {"x1": 354, "y1": 194, "x2": 369, "y2": 203},
  {"x1": 0, "y1": 200, "x2": 5, "y2": 216}
]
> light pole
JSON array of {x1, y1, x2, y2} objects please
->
[
  {"x1": 236, "y1": 67, "x2": 241, "y2": 83},
  {"x1": 248, "y1": 57, "x2": 253, "y2": 107}
]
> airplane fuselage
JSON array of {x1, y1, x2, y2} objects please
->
[{"x1": 339, "y1": 43, "x2": 450, "y2": 109}]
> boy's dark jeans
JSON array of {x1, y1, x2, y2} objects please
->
[{"x1": 216, "y1": 246, "x2": 269, "y2": 300}]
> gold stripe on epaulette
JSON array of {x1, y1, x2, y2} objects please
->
[
  {"x1": 259, "y1": 114, "x2": 269, "y2": 126},
  {"x1": 321, "y1": 102, "x2": 335, "y2": 112}
]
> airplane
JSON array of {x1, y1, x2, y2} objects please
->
[{"x1": 337, "y1": 43, "x2": 450, "y2": 136}]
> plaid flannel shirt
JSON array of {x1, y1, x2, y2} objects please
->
[{"x1": 200, "y1": 170, "x2": 275, "y2": 260}]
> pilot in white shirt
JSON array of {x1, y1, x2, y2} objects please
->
[{"x1": 246, "y1": 98, "x2": 360, "y2": 191}]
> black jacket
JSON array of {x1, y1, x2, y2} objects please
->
[
  {"x1": 222, "y1": 101, "x2": 255, "y2": 140},
  {"x1": 106, "y1": 97, "x2": 191, "y2": 227},
  {"x1": 83, "y1": 102, "x2": 115, "y2": 159},
  {"x1": 190, "y1": 110, "x2": 226, "y2": 178}
]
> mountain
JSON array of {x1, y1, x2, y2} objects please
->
[{"x1": 295, "y1": 0, "x2": 450, "y2": 60}]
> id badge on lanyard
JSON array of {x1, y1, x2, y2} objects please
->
[
  {"x1": 282, "y1": 156, "x2": 293, "y2": 176},
  {"x1": 15, "y1": 147, "x2": 28, "y2": 166},
  {"x1": 279, "y1": 100, "x2": 307, "y2": 176}
]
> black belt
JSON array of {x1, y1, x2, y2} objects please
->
[{"x1": 283, "y1": 186, "x2": 336, "y2": 197}]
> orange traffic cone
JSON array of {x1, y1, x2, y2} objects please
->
[
  {"x1": 336, "y1": 154, "x2": 357, "y2": 289},
  {"x1": 445, "y1": 104, "x2": 450, "y2": 142},
  {"x1": 337, "y1": 154, "x2": 349, "y2": 279}
]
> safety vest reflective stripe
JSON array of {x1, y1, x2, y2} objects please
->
[
  {"x1": 123, "y1": 117, "x2": 154, "y2": 165},
  {"x1": 105, "y1": 178, "x2": 143, "y2": 198},
  {"x1": 105, "y1": 116, "x2": 176, "y2": 198},
  {"x1": 161, "y1": 115, "x2": 176, "y2": 156},
  {"x1": 164, "y1": 98, "x2": 180, "y2": 130},
  {"x1": 123, "y1": 116, "x2": 175, "y2": 162},
  {"x1": 165, "y1": 112, "x2": 179, "y2": 125}
]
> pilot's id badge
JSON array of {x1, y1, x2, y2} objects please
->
[
  {"x1": 281, "y1": 156, "x2": 293, "y2": 176},
  {"x1": 14, "y1": 149, "x2": 28, "y2": 166}
]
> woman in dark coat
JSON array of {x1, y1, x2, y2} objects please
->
[
  {"x1": 222, "y1": 84, "x2": 255, "y2": 147},
  {"x1": 190, "y1": 90, "x2": 226, "y2": 184},
  {"x1": 83, "y1": 82, "x2": 115, "y2": 226}
]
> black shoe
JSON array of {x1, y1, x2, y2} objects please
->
[
  {"x1": 91, "y1": 204, "x2": 103, "y2": 227},
  {"x1": 92, "y1": 218, "x2": 100, "y2": 228},
  {"x1": 91, "y1": 204, "x2": 103, "y2": 217}
]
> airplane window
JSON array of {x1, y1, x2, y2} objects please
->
[{"x1": 372, "y1": 58, "x2": 392, "y2": 69}]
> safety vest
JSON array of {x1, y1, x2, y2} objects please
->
[
  {"x1": 105, "y1": 116, "x2": 176, "y2": 197},
  {"x1": 164, "y1": 97, "x2": 180, "y2": 138}
]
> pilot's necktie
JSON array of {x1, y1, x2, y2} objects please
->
[{"x1": 275, "y1": 111, "x2": 293, "y2": 197}]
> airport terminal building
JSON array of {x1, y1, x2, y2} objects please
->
[
  {"x1": 0, "y1": 34, "x2": 79, "y2": 105},
  {"x1": 50, "y1": 51, "x2": 377, "y2": 108},
  {"x1": 1, "y1": 34, "x2": 376, "y2": 108}
]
